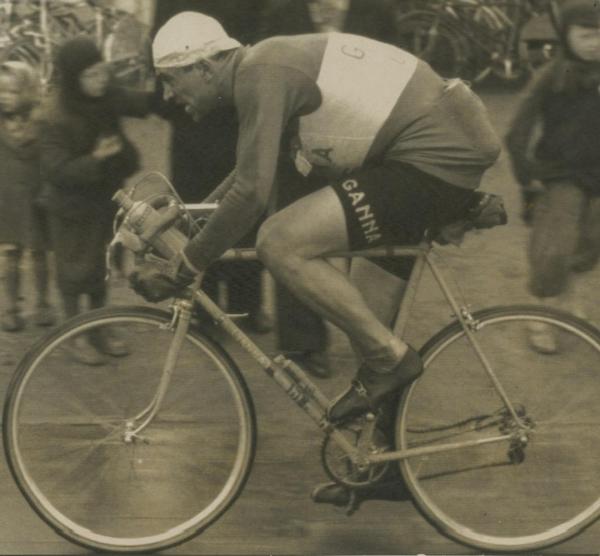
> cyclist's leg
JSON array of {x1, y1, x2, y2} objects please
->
[
  {"x1": 349, "y1": 258, "x2": 407, "y2": 330},
  {"x1": 256, "y1": 185, "x2": 408, "y2": 368}
]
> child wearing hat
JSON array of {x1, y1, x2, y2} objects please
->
[
  {"x1": 506, "y1": 0, "x2": 600, "y2": 353},
  {"x1": 40, "y1": 36, "x2": 159, "y2": 364}
]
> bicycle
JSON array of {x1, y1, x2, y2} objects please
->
[
  {"x1": 4, "y1": 173, "x2": 600, "y2": 553},
  {"x1": 395, "y1": 0, "x2": 554, "y2": 85},
  {"x1": 0, "y1": 0, "x2": 150, "y2": 91}
]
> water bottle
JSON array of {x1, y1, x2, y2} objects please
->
[{"x1": 113, "y1": 190, "x2": 188, "y2": 259}]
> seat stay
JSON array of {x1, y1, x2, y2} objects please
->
[{"x1": 425, "y1": 254, "x2": 529, "y2": 428}]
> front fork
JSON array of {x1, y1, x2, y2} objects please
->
[{"x1": 123, "y1": 299, "x2": 193, "y2": 443}]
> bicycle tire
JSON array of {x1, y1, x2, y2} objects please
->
[
  {"x1": 395, "y1": 11, "x2": 471, "y2": 79},
  {"x1": 396, "y1": 305, "x2": 600, "y2": 552},
  {"x1": 3, "y1": 305, "x2": 257, "y2": 553}
]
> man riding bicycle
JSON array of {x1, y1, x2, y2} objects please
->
[{"x1": 137, "y1": 11, "x2": 500, "y2": 454}]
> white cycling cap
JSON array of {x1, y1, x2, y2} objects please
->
[{"x1": 153, "y1": 11, "x2": 241, "y2": 69}]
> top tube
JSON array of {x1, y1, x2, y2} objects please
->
[{"x1": 218, "y1": 243, "x2": 432, "y2": 262}]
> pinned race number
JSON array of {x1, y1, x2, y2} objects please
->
[{"x1": 294, "y1": 150, "x2": 313, "y2": 177}]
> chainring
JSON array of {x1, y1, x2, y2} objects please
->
[{"x1": 321, "y1": 418, "x2": 392, "y2": 489}]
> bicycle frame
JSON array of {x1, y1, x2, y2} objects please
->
[{"x1": 130, "y1": 242, "x2": 530, "y2": 467}]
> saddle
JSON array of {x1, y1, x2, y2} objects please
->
[{"x1": 431, "y1": 191, "x2": 508, "y2": 246}]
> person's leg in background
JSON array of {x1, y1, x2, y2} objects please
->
[
  {"x1": 29, "y1": 248, "x2": 55, "y2": 327},
  {"x1": 1, "y1": 245, "x2": 25, "y2": 331},
  {"x1": 528, "y1": 180, "x2": 586, "y2": 353},
  {"x1": 49, "y1": 212, "x2": 114, "y2": 365},
  {"x1": 568, "y1": 193, "x2": 600, "y2": 317}
]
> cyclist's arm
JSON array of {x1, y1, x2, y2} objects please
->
[
  {"x1": 182, "y1": 65, "x2": 319, "y2": 271},
  {"x1": 202, "y1": 168, "x2": 236, "y2": 204}
]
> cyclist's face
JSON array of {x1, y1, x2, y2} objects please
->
[
  {"x1": 567, "y1": 24, "x2": 600, "y2": 62},
  {"x1": 158, "y1": 63, "x2": 220, "y2": 122},
  {"x1": 0, "y1": 74, "x2": 21, "y2": 113},
  {"x1": 79, "y1": 62, "x2": 110, "y2": 97}
]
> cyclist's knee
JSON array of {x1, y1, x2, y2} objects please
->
[{"x1": 256, "y1": 217, "x2": 294, "y2": 268}]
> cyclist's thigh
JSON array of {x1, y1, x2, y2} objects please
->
[
  {"x1": 330, "y1": 160, "x2": 471, "y2": 278},
  {"x1": 258, "y1": 185, "x2": 349, "y2": 259}
]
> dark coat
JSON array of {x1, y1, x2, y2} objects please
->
[
  {"x1": 259, "y1": 0, "x2": 398, "y2": 43},
  {"x1": 505, "y1": 54, "x2": 600, "y2": 195},
  {"x1": 0, "y1": 107, "x2": 44, "y2": 247},
  {"x1": 40, "y1": 87, "x2": 153, "y2": 219}
]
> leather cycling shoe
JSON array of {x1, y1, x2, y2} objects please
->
[
  {"x1": 327, "y1": 346, "x2": 423, "y2": 424},
  {"x1": 311, "y1": 482, "x2": 352, "y2": 507},
  {"x1": 311, "y1": 478, "x2": 410, "y2": 515}
]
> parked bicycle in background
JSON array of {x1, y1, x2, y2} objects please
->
[
  {"x1": 0, "y1": 0, "x2": 150, "y2": 91},
  {"x1": 395, "y1": 0, "x2": 556, "y2": 85}
]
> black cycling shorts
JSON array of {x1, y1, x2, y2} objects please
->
[{"x1": 330, "y1": 161, "x2": 474, "y2": 278}]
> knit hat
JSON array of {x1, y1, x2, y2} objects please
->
[
  {"x1": 549, "y1": 0, "x2": 600, "y2": 63},
  {"x1": 55, "y1": 36, "x2": 102, "y2": 92},
  {"x1": 551, "y1": 0, "x2": 600, "y2": 33}
]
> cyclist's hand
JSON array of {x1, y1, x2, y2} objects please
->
[{"x1": 129, "y1": 257, "x2": 195, "y2": 303}]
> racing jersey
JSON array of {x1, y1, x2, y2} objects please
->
[{"x1": 183, "y1": 33, "x2": 500, "y2": 271}]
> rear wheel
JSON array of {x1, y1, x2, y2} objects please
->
[
  {"x1": 3, "y1": 306, "x2": 256, "y2": 553},
  {"x1": 397, "y1": 305, "x2": 600, "y2": 552}
]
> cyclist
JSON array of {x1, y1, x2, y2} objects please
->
[
  {"x1": 506, "y1": 0, "x2": 600, "y2": 353},
  {"x1": 135, "y1": 12, "x2": 500, "y2": 427}
]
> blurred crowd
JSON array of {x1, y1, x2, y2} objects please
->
[{"x1": 0, "y1": 0, "x2": 598, "y2": 367}]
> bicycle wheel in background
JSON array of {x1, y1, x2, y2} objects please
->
[
  {"x1": 0, "y1": 38, "x2": 51, "y2": 89},
  {"x1": 397, "y1": 305, "x2": 600, "y2": 552},
  {"x1": 395, "y1": 11, "x2": 472, "y2": 80},
  {"x1": 3, "y1": 306, "x2": 256, "y2": 553}
]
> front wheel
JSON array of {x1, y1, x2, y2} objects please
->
[
  {"x1": 3, "y1": 306, "x2": 256, "y2": 553},
  {"x1": 397, "y1": 305, "x2": 600, "y2": 552}
]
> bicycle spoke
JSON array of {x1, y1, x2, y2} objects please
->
[
  {"x1": 5, "y1": 308, "x2": 255, "y2": 552},
  {"x1": 398, "y1": 307, "x2": 600, "y2": 551}
]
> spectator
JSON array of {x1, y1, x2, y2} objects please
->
[
  {"x1": 0, "y1": 61, "x2": 55, "y2": 332},
  {"x1": 153, "y1": 0, "x2": 271, "y2": 334},
  {"x1": 505, "y1": 0, "x2": 600, "y2": 353},
  {"x1": 259, "y1": 0, "x2": 399, "y2": 377},
  {"x1": 40, "y1": 36, "x2": 157, "y2": 364},
  {"x1": 260, "y1": 0, "x2": 398, "y2": 41}
]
